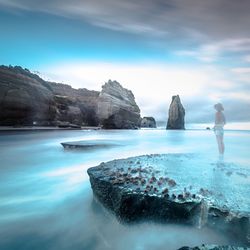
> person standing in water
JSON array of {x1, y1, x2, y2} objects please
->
[{"x1": 214, "y1": 103, "x2": 226, "y2": 157}]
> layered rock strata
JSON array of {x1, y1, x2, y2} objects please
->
[
  {"x1": 97, "y1": 80, "x2": 141, "y2": 129},
  {"x1": 0, "y1": 66, "x2": 141, "y2": 128}
]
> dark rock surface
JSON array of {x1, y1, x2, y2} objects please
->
[
  {"x1": 0, "y1": 66, "x2": 140, "y2": 128},
  {"x1": 97, "y1": 80, "x2": 141, "y2": 129},
  {"x1": 0, "y1": 66, "x2": 56, "y2": 126},
  {"x1": 61, "y1": 140, "x2": 121, "y2": 150},
  {"x1": 87, "y1": 154, "x2": 250, "y2": 246},
  {"x1": 167, "y1": 95, "x2": 185, "y2": 129},
  {"x1": 141, "y1": 116, "x2": 157, "y2": 128},
  {"x1": 178, "y1": 245, "x2": 249, "y2": 250},
  {"x1": 49, "y1": 82, "x2": 100, "y2": 126}
]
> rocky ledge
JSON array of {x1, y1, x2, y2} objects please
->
[
  {"x1": 61, "y1": 140, "x2": 120, "y2": 150},
  {"x1": 178, "y1": 245, "x2": 249, "y2": 250},
  {"x1": 87, "y1": 154, "x2": 250, "y2": 246}
]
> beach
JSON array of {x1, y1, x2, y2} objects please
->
[{"x1": 0, "y1": 128, "x2": 249, "y2": 249}]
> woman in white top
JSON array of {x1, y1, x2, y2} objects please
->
[{"x1": 214, "y1": 103, "x2": 226, "y2": 155}]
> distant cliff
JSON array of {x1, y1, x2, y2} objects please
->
[
  {"x1": 0, "y1": 65, "x2": 141, "y2": 128},
  {"x1": 166, "y1": 95, "x2": 185, "y2": 129}
]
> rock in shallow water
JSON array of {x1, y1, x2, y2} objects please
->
[
  {"x1": 61, "y1": 140, "x2": 120, "y2": 149},
  {"x1": 87, "y1": 154, "x2": 250, "y2": 246},
  {"x1": 178, "y1": 245, "x2": 250, "y2": 249},
  {"x1": 167, "y1": 95, "x2": 185, "y2": 130},
  {"x1": 141, "y1": 116, "x2": 157, "y2": 128}
]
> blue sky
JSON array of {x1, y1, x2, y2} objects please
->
[{"x1": 0, "y1": 0, "x2": 250, "y2": 126}]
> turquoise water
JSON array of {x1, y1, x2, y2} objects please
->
[{"x1": 0, "y1": 129, "x2": 249, "y2": 250}]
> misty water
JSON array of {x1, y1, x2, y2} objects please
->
[{"x1": 0, "y1": 129, "x2": 249, "y2": 250}]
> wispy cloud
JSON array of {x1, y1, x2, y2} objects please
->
[
  {"x1": 176, "y1": 38, "x2": 250, "y2": 62},
  {"x1": 1, "y1": 0, "x2": 250, "y2": 42},
  {"x1": 232, "y1": 67, "x2": 250, "y2": 74}
]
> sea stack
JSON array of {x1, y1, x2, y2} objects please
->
[
  {"x1": 166, "y1": 95, "x2": 185, "y2": 129},
  {"x1": 141, "y1": 117, "x2": 157, "y2": 128},
  {"x1": 97, "y1": 80, "x2": 141, "y2": 129}
]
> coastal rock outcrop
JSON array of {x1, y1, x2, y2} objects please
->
[
  {"x1": 88, "y1": 154, "x2": 250, "y2": 246},
  {"x1": 0, "y1": 66, "x2": 56, "y2": 125},
  {"x1": 141, "y1": 116, "x2": 156, "y2": 128},
  {"x1": 0, "y1": 66, "x2": 141, "y2": 128},
  {"x1": 167, "y1": 95, "x2": 185, "y2": 129},
  {"x1": 97, "y1": 80, "x2": 141, "y2": 129}
]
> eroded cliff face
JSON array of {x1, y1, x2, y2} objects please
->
[
  {"x1": 0, "y1": 66, "x2": 100, "y2": 126},
  {"x1": 0, "y1": 66, "x2": 141, "y2": 128},
  {"x1": 97, "y1": 80, "x2": 141, "y2": 129},
  {"x1": 0, "y1": 66, "x2": 56, "y2": 125},
  {"x1": 49, "y1": 82, "x2": 99, "y2": 126},
  {"x1": 167, "y1": 95, "x2": 185, "y2": 130}
]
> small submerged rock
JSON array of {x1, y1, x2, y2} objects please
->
[{"x1": 61, "y1": 140, "x2": 120, "y2": 150}]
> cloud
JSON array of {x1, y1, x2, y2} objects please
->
[
  {"x1": 176, "y1": 38, "x2": 250, "y2": 62},
  {"x1": 39, "y1": 61, "x2": 250, "y2": 123},
  {"x1": 1, "y1": 0, "x2": 250, "y2": 42},
  {"x1": 232, "y1": 67, "x2": 250, "y2": 74}
]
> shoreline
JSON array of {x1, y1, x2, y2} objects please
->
[
  {"x1": 0, "y1": 126, "x2": 101, "y2": 131},
  {"x1": 0, "y1": 126, "x2": 249, "y2": 132}
]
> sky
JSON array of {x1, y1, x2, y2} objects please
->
[{"x1": 0, "y1": 0, "x2": 250, "y2": 127}]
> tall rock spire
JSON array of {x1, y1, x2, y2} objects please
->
[{"x1": 166, "y1": 95, "x2": 185, "y2": 129}]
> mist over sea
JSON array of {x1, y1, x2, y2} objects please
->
[{"x1": 0, "y1": 128, "x2": 249, "y2": 250}]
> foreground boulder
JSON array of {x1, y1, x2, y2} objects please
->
[
  {"x1": 97, "y1": 80, "x2": 141, "y2": 129},
  {"x1": 87, "y1": 154, "x2": 250, "y2": 246},
  {"x1": 167, "y1": 95, "x2": 185, "y2": 129},
  {"x1": 141, "y1": 117, "x2": 157, "y2": 128}
]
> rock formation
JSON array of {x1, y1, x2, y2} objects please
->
[
  {"x1": 97, "y1": 80, "x2": 141, "y2": 129},
  {"x1": 141, "y1": 117, "x2": 156, "y2": 128},
  {"x1": 0, "y1": 66, "x2": 141, "y2": 128},
  {"x1": 50, "y1": 82, "x2": 99, "y2": 126},
  {"x1": 178, "y1": 246, "x2": 247, "y2": 250},
  {"x1": 0, "y1": 66, "x2": 56, "y2": 126},
  {"x1": 88, "y1": 154, "x2": 250, "y2": 245},
  {"x1": 167, "y1": 95, "x2": 185, "y2": 129}
]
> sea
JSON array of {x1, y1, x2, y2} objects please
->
[{"x1": 0, "y1": 128, "x2": 249, "y2": 250}]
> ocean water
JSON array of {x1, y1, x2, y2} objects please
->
[{"x1": 0, "y1": 129, "x2": 249, "y2": 250}]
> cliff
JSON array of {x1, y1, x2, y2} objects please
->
[
  {"x1": 167, "y1": 95, "x2": 185, "y2": 129},
  {"x1": 0, "y1": 66, "x2": 140, "y2": 128},
  {"x1": 0, "y1": 66, "x2": 56, "y2": 126},
  {"x1": 97, "y1": 80, "x2": 141, "y2": 129}
]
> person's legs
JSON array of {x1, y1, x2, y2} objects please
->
[
  {"x1": 221, "y1": 135, "x2": 225, "y2": 154},
  {"x1": 216, "y1": 135, "x2": 224, "y2": 154}
]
